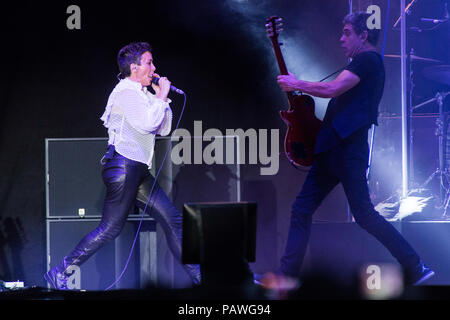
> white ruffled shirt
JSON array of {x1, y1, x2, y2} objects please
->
[{"x1": 100, "y1": 78, "x2": 173, "y2": 168}]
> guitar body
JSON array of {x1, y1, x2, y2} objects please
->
[
  {"x1": 280, "y1": 94, "x2": 322, "y2": 167},
  {"x1": 266, "y1": 16, "x2": 322, "y2": 168}
]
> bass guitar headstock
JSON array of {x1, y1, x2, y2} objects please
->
[{"x1": 265, "y1": 16, "x2": 283, "y2": 41}]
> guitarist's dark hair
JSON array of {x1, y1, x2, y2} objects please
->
[{"x1": 343, "y1": 12, "x2": 380, "y2": 46}]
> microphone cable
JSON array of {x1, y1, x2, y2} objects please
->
[{"x1": 104, "y1": 91, "x2": 187, "y2": 291}]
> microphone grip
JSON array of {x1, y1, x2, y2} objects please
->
[{"x1": 151, "y1": 77, "x2": 184, "y2": 95}]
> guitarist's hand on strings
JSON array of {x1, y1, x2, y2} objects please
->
[{"x1": 277, "y1": 71, "x2": 299, "y2": 92}]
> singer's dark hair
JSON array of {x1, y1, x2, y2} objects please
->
[
  {"x1": 343, "y1": 12, "x2": 380, "y2": 46},
  {"x1": 117, "y1": 42, "x2": 152, "y2": 78}
]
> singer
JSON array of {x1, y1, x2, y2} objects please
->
[{"x1": 45, "y1": 42, "x2": 200, "y2": 289}]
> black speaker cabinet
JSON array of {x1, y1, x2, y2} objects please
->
[
  {"x1": 46, "y1": 138, "x2": 107, "y2": 218},
  {"x1": 45, "y1": 138, "x2": 176, "y2": 289},
  {"x1": 45, "y1": 137, "x2": 240, "y2": 216},
  {"x1": 46, "y1": 218, "x2": 159, "y2": 290},
  {"x1": 45, "y1": 136, "x2": 241, "y2": 289},
  {"x1": 45, "y1": 138, "x2": 174, "y2": 218}
]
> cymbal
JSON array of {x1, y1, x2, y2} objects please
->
[
  {"x1": 422, "y1": 65, "x2": 450, "y2": 86},
  {"x1": 384, "y1": 54, "x2": 443, "y2": 63}
]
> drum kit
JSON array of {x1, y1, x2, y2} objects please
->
[{"x1": 382, "y1": 1, "x2": 450, "y2": 219}]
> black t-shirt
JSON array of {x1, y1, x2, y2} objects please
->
[{"x1": 314, "y1": 51, "x2": 385, "y2": 154}]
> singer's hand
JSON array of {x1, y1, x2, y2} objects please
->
[
  {"x1": 153, "y1": 74, "x2": 171, "y2": 101},
  {"x1": 151, "y1": 73, "x2": 161, "y2": 95}
]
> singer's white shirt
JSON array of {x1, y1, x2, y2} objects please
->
[{"x1": 100, "y1": 78, "x2": 173, "y2": 168}]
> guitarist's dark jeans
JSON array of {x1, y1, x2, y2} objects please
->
[
  {"x1": 49, "y1": 148, "x2": 201, "y2": 286},
  {"x1": 280, "y1": 139, "x2": 421, "y2": 279}
]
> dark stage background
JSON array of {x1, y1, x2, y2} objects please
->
[{"x1": 0, "y1": 0, "x2": 449, "y2": 288}]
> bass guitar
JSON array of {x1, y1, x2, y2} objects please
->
[{"x1": 266, "y1": 16, "x2": 322, "y2": 167}]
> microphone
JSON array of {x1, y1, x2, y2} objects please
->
[{"x1": 151, "y1": 77, "x2": 184, "y2": 95}]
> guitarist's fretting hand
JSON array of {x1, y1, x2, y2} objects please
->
[
  {"x1": 277, "y1": 71, "x2": 299, "y2": 92},
  {"x1": 278, "y1": 68, "x2": 360, "y2": 99}
]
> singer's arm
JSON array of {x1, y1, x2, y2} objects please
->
[{"x1": 116, "y1": 89, "x2": 171, "y2": 134}]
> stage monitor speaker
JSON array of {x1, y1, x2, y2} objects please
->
[
  {"x1": 182, "y1": 202, "x2": 257, "y2": 264},
  {"x1": 182, "y1": 202, "x2": 257, "y2": 285}
]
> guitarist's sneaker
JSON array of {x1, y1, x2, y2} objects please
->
[
  {"x1": 253, "y1": 272, "x2": 300, "y2": 291},
  {"x1": 253, "y1": 273, "x2": 264, "y2": 286}
]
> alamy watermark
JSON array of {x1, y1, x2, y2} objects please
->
[
  {"x1": 66, "y1": 5, "x2": 81, "y2": 30},
  {"x1": 366, "y1": 5, "x2": 381, "y2": 30},
  {"x1": 65, "y1": 5, "x2": 380, "y2": 31},
  {"x1": 366, "y1": 264, "x2": 382, "y2": 290},
  {"x1": 171, "y1": 121, "x2": 280, "y2": 176},
  {"x1": 362, "y1": 264, "x2": 404, "y2": 300}
]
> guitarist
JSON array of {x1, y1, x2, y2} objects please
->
[{"x1": 267, "y1": 12, "x2": 434, "y2": 287}]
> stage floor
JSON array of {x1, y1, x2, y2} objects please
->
[
  {"x1": 2, "y1": 221, "x2": 450, "y2": 300},
  {"x1": 304, "y1": 220, "x2": 450, "y2": 286}
]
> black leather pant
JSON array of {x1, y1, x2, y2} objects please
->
[
  {"x1": 54, "y1": 147, "x2": 200, "y2": 285},
  {"x1": 280, "y1": 140, "x2": 421, "y2": 278}
]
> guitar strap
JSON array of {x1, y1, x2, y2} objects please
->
[{"x1": 318, "y1": 66, "x2": 346, "y2": 82}]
